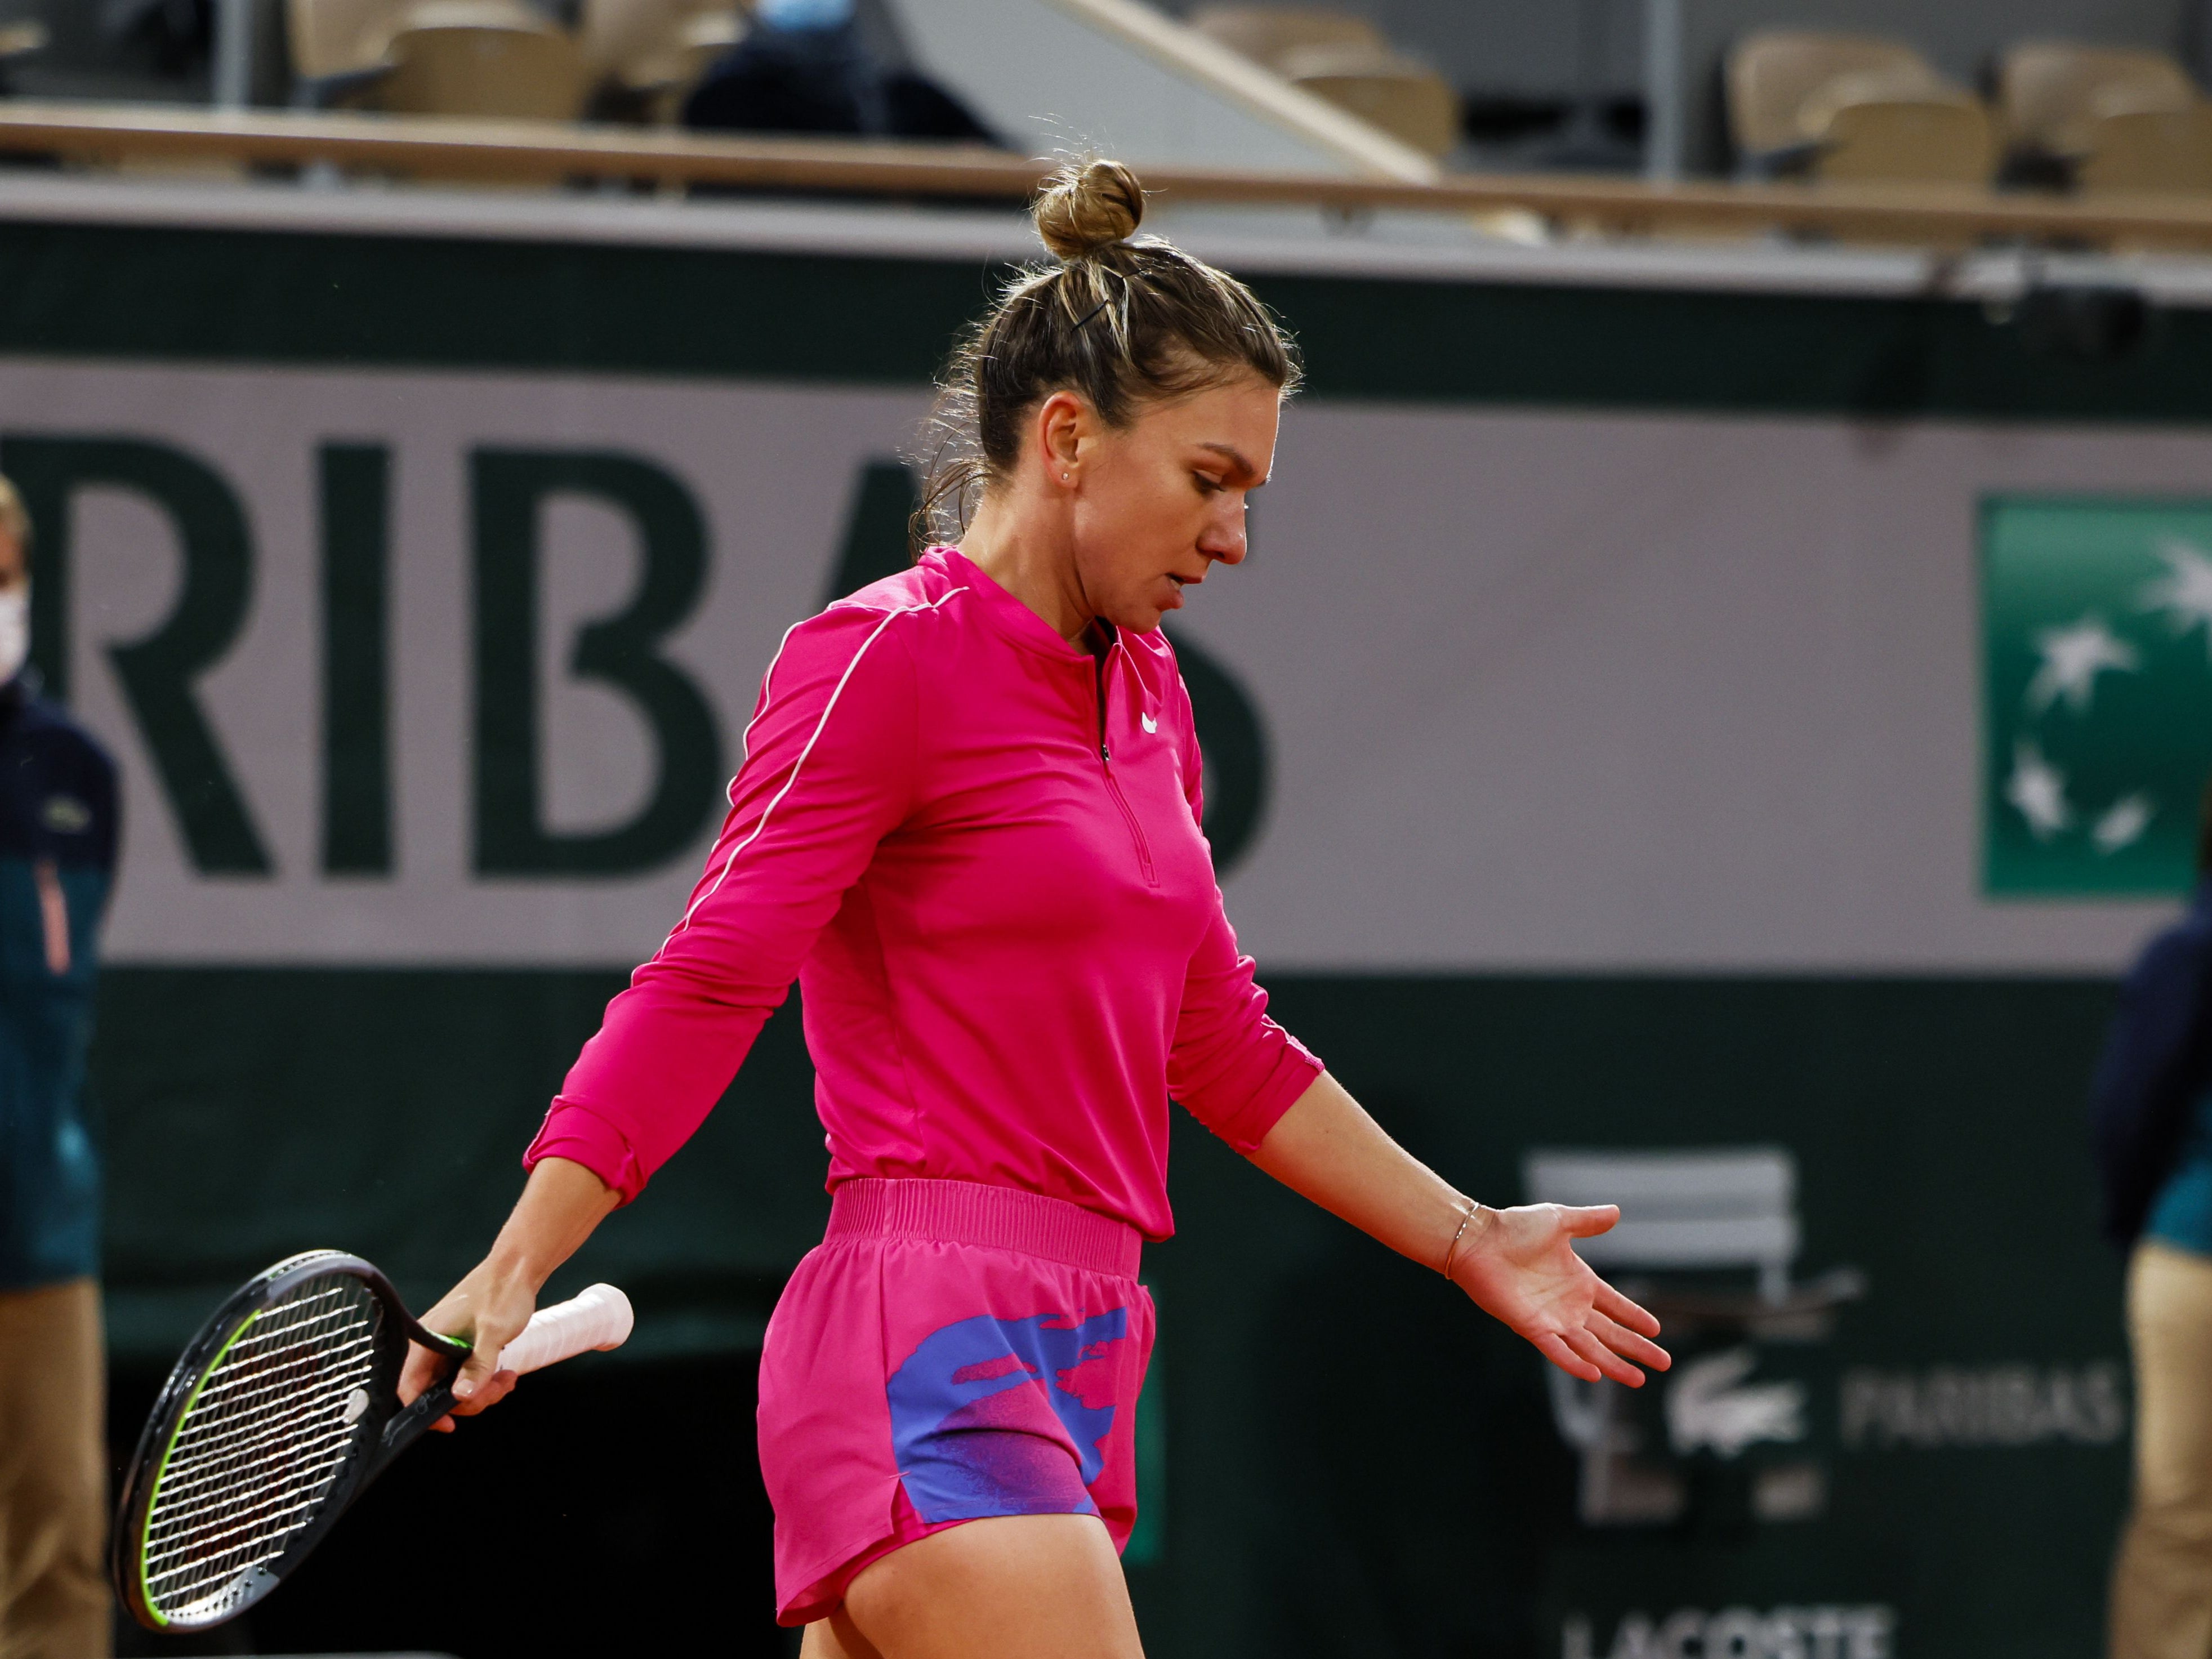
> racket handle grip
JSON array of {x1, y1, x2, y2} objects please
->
[{"x1": 494, "y1": 1283, "x2": 634, "y2": 1376}]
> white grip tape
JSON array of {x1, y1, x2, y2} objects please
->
[{"x1": 492, "y1": 1283, "x2": 634, "y2": 1376}]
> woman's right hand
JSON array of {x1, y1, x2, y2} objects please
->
[
  {"x1": 395, "y1": 1261, "x2": 540, "y2": 1433},
  {"x1": 395, "y1": 1156, "x2": 622, "y2": 1431}
]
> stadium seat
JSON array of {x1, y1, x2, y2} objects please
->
[
  {"x1": 1188, "y1": 6, "x2": 1459, "y2": 160},
  {"x1": 1996, "y1": 42, "x2": 2212, "y2": 193},
  {"x1": 288, "y1": 0, "x2": 398, "y2": 79},
  {"x1": 0, "y1": 19, "x2": 47, "y2": 64},
  {"x1": 289, "y1": 0, "x2": 543, "y2": 76},
  {"x1": 1271, "y1": 43, "x2": 1459, "y2": 158},
  {"x1": 1729, "y1": 31, "x2": 1928, "y2": 156},
  {"x1": 646, "y1": 11, "x2": 744, "y2": 118},
  {"x1": 288, "y1": 0, "x2": 555, "y2": 107},
  {"x1": 374, "y1": 7, "x2": 593, "y2": 121},
  {"x1": 1799, "y1": 69, "x2": 1996, "y2": 185},
  {"x1": 1187, "y1": 6, "x2": 1384, "y2": 68},
  {"x1": 1997, "y1": 42, "x2": 2196, "y2": 148},
  {"x1": 1728, "y1": 30, "x2": 1996, "y2": 184},
  {"x1": 2068, "y1": 103, "x2": 2212, "y2": 191},
  {"x1": 287, "y1": 0, "x2": 405, "y2": 103},
  {"x1": 581, "y1": 0, "x2": 743, "y2": 101}
]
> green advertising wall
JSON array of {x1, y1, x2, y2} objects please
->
[{"x1": 5, "y1": 201, "x2": 2193, "y2": 1657}]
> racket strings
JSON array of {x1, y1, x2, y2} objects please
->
[
  {"x1": 142, "y1": 1417, "x2": 362, "y2": 1539},
  {"x1": 153, "y1": 1349, "x2": 377, "y2": 1487},
  {"x1": 140, "y1": 1275, "x2": 383, "y2": 1620},
  {"x1": 179, "y1": 1324, "x2": 378, "y2": 1408}
]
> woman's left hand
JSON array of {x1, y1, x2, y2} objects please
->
[
  {"x1": 1246, "y1": 1076, "x2": 1670, "y2": 1385},
  {"x1": 1450, "y1": 1203, "x2": 1670, "y2": 1385}
]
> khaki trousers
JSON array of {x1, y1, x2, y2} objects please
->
[{"x1": 0, "y1": 1279, "x2": 108, "y2": 1659}]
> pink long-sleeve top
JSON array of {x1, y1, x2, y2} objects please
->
[{"x1": 524, "y1": 545, "x2": 1322, "y2": 1241}]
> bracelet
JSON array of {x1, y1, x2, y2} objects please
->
[{"x1": 1439, "y1": 1198, "x2": 1484, "y2": 1284}]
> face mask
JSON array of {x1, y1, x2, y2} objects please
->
[
  {"x1": 0, "y1": 587, "x2": 30, "y2": 686},
  {"x1": 758, "y1": 0, "x2": 854, "y2": 28}
]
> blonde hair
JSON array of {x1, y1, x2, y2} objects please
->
[
  {"x1": 0, "y1": 475, "x2": 27, "y2": 553},
  {"x1": 915, "y1": 158, "x2": 1300, "y2": 548}
]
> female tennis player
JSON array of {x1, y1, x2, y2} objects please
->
[{"x1": 402, "y1": 159, "x2": 1667, "y2": 1659}]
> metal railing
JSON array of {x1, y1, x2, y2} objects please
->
[{"x1": 5, "y1": 102, "x2": 2212, "y2": 252}]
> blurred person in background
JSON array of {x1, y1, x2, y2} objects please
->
[
  {"x1": 0, "y1": 474, "x2": 120, "y2": 1659},
  {"x1": 682, "y1": 0, "x2": 994, "y2": 144},
  {"x1": 2098, "y1": 774, "x2": 2212, "y2": 1659}
]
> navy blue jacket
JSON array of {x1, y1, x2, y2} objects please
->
[
  {"x1": 2091, "y1": 878, "x2": 2212, "y2": 1248},
  {"x1": 0, "y1": 680, "x2": 117, "y2": 1289}
]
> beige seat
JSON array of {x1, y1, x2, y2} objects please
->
[
  {"x1": 1274, "y1": 42, "x2": 1459, "y2": 157},
  {"x1": 581, "y1": 0, "x2": 739, "y2": 84},
  {"x1": 2072, "y1": 101, "x2": 2212, "y2": 192},
  {"x1": 291, "y1": 0, "x2": 539, "y2": 75},
  {"x1": 579, "y1": 0, "x2": 741, "y2": 120},
  {"x1": 0, "y1": 19, "x2": 48, "y2": 62},
  {"x1": 1798, "y1": 65, "x2": 1996, "y2": 184},
  {"x1": 581, "y1": 0, "x2": 675, "y2": 77},
  {"x1": 288, "y1": 0, "x2": 550, "y2": 107},
  {"x1": 287, "y1": 0, "x2": 405, "y2": 80},
  {"x1": 1729, "y1": 31, "x2": 1928, "y2": 155},
  {"x1": 386, "y1": 0, "x2": 544, "y2": 35},
  {"x1": 1996, "y1": 42, "x2": 2212, "y2": 193},
  {"x1": 1189, "y1": 7, "x2": 1458, "y2": 159},
  {"x1": 375, "y1": 10, "x2": 592, "y2": 119},
  {"x1": 1187, "y1": 5, "x2": 1383, "y2": 70},
  {"x1": 1728, "y1": 30, "x2": 1995, "y2": 182},
  {"x1": 1996, "y1": 42, "x2": 2196, "y2": 150},
  {"x1": 642, "y1": 10, "x2": 743, "y2": 118}
]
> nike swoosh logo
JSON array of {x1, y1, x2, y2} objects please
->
[{"x1": 1141, "y1": 713, "x2": 1158, "y2": 734}]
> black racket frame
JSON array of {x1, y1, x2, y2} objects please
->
[{"x1": 113, "y1": 1248, "x2": 470, "y2": 1633}]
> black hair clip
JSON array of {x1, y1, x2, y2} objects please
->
[{"x1": 1069, "y1": 298, "x2": 1112, "y2": 332}]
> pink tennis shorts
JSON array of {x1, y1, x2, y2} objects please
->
[{"x1": 756, "y1": 1178, "x2": 1156, "y2": 1626}]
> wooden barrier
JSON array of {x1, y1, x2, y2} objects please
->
[{"x1": 5, "y1": 102, "x2": 2212, "y2": 251}]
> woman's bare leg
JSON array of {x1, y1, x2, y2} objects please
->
[{"x1": 802, "y1": 1515, "x2": 1144, "y2": 1659}]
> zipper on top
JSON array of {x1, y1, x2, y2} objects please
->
[{"x1": 1094, "y1": 649, "x2": 1157, "y2": 886}]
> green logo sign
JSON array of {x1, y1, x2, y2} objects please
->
[{"x1": 1983, "y1": 497, "x2": 2212, "y2": 895}]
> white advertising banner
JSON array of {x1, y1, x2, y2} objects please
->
[{"x1": 3, "y1": 355, "x2": 2195, "y2": 973}]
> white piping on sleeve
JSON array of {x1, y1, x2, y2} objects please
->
[
  {"x1": 723, "y1": 613, "x2": 811, "y2": 807},
  {"x1": 667, "y1": 587, "x2": 967, "y2": 938}
]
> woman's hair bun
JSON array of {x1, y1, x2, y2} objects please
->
[{"x1": 1032, "y1": 159, "x2": 1145, "y2": 260}]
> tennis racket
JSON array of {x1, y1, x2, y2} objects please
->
[{"x1": 113, "y1": 1248, "x2": 632, "y2": 1633}]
